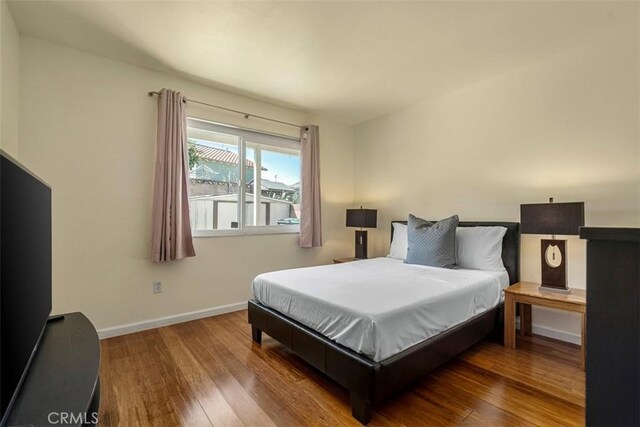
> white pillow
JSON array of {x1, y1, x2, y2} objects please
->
[
  {"x1": 388, "y1": 222, "x2": 408, "y2": 260},
  {"x1": 456, "y1": 226, "x2": 507, "y2": 271}
]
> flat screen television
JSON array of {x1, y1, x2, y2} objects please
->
[{"x1": 0, "y1": 151, "x2": 52, "y2": 424}]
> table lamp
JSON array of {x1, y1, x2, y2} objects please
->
[
  {"x1": 346, "y1": 207, "x2": 377, "y2": 259},
  {"x1": 520, "y1": 198, "x2": 584, "y2": 293}
]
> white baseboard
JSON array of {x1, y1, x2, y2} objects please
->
[
  {"x1": 516, "y1": 318, "x2": 581, "y2": 345},
  {"x1": 98, "y1": 302, "x2": 582, "y2": 345},
  {"x1": 97, "y1": 301, "x2": 247, "y2": 339}
]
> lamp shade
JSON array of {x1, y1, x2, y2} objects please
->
[
  {"x1": 346, "y1": 208, "x2": 377, "y2": 228},
  {"x1": 520, "y1": 201, "x2": 584, "y2": 235}
]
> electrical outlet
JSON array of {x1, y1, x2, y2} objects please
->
[{"x1": 153, "y1": 281, "x2": 162, "y2": 294}]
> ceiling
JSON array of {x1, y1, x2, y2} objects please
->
[{"x1": 7, "y1": 1, "x2": 637, "y2": 124}]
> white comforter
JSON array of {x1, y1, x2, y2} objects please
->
[{"x1": 251, "y1": 257, "x2": 509, "y2": 361}]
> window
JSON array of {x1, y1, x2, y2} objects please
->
[{"x1": 187, "y1": 118, "x2": 301, "y2": 236}]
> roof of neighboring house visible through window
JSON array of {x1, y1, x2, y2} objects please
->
[
  {"x1": 248, "y1": 179, "x2": 297, "y2": 192},
  {"x1": 192, "y1": 144, "x2": 267, "y2": 170}
]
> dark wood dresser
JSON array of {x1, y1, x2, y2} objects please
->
[
  {"x1": 5, "y1": 312, "x2": 100, "y2": 426},
  {"x1": 580, "y1": 227, "x2": 640, "y2": 427}
]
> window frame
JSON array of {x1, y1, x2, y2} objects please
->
[{"x1": 187, "y1": 117, "x2": 301, "y2": 238}]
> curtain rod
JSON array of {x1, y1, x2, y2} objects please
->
[{"x1": 148, "y1": 91, "x2": 308, "y2": 131}]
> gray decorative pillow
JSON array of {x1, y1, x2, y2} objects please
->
[{"x1": 406, "y1": 214, "x2": 459, "y2": 268}]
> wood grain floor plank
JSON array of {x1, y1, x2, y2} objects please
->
[
  {"x1": 411, "y1": 372, "x2": 537, "y2": 427},
  {"x1": 437, "y1": 361, "x2": 583, "y2": 426},
  {"x1": 98, "y1": 339, "x2": 120, "y2": 426},
  {"x1": 157, "y1": 326, "x2": 243, "y2": 426},
  {"x1": 459, "y1": 340, "x2": 585, "y2": 407},
  {"x1": 99, "y1": 310, "x2": 585, "y2": 426},
  {"x1": 99, "y1": 333, "x2": 171, "y2": 426},
  {"x1": 202, "y1": 313, "x2": 360, "y2": 426},
  {"x1": 134, "y1": 329, "x2": 213, "y2": 427},
  {"x1": 122, "y1": 332, "x2": 189, "y2": 426},
  {"x1": 172, "y1": 321, "x2": 277, "y2": 427}
]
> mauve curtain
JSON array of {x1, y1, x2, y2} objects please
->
[
  {"x1": 150, "y1": 88, "x2": 196, "y2": 262},
  {"x1": 299, "y1": 125, "x2": 322, "y2": 248}
]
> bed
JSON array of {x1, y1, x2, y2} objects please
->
[{"x1": 248, "y1": 221, "x2": 519, "y2": 424}]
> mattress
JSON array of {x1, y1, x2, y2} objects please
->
[{"x1": 251, "y1": 257, "x2": 509, "y2": 361}]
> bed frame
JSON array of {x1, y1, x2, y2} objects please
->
[{"x1": 248, "y1": 221, "x2": 519, "y2": 424}]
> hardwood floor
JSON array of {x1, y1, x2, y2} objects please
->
[{"x1": 99, "y1": 310, "x2": 585, "y2": 426}]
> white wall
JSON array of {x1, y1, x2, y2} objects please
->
[
  {"x1": 355, "y1": 33, "x2": 639, "y2": 343},
  {"x1": 0, "y1": 0, "x2": 19, "y2": 157},
  {"x1": 14, "y1": 21, "x2": 639, "y2": 343},
  {"x1": 19, "y1": 37, "x2": 355, "y2": 332}
]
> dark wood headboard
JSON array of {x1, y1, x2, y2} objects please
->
[{"x1": 391, "y1": 220, "x2": 520, "y2": 285}]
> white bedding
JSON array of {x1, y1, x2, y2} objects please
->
[{"x1": 251, "y1": 257, "x2": 509, "y2": 361}]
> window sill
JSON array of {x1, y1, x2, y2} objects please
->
[{"x1": 193, "y1": 226, "x2": 300, "y2": 238}]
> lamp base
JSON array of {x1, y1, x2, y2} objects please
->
[
  {"x1": 538, "y1": 285, "x2": 572, "y2": 294},
  {"x1": 354, "y1": 230, "x2": 368, "y2": 259},
  {"x1": 541, "y1": 238, "x2": 567, "y2": 288}
]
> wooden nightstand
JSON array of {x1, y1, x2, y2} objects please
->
[
  {"x1": 504, "y1": 281, "x2": 587, "y2": 369},
  {"x1": 333, "y1": 257, "x2": 360, "y2": 264}
]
